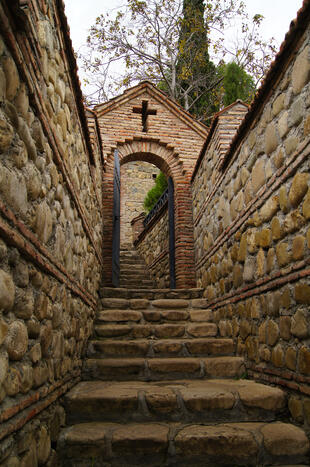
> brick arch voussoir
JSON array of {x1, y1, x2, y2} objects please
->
[{"x1": 116, "y1": 139, "x2": 186, "y2": 184}]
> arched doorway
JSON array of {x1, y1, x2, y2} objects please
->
[{"x1": 102, "y1": 137, "x2": 196, "y2": 289}]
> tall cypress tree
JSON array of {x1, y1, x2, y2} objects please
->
[{"x1": 176, "y1": 0, "x2": 217, "y2": 121}]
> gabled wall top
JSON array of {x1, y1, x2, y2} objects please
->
[{"x1": 95, "y1": 81, "x2": 209, "y2": 139}]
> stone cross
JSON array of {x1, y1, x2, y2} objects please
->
[{"x1": 133, "y1": 100, "x2": 157, "y2": 132}]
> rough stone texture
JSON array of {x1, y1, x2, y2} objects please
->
[
  {"x1": 262, "y1": 423, "x2": 309, "y2": 456},
  {"x1": 292, "y1": 45, "x2": 310, "y2": 94},
  {"x1": 289, "y1": 172, "x2": 309, "y2": 207},
  {"x1": 0, "y1": 269, "x2": 15, "y2": 312}
]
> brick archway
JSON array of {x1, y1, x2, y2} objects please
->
[{"x1": 102, "y1": 137, "x2": 196, "y2": 289}]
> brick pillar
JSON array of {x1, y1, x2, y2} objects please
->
[
  {"x1": 174, "y1": 179, "x2": 196, "y2": 288},
  {"x1": 102, "y1": 158, "x2": 114, "y2": 286}
]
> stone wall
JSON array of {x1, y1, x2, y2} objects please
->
[
  {"x1": 120, "y1": 161, "x2": 159, "y2": 247},
  {"x1": 191, "y1": 10, "x2": 310, "y2": 426},
  {"x1": 135, "y1": 204, "x2": 170, "y2": 288},
  {"x1": 0, "y1": 1, "x2": 103, "y2": 464}
]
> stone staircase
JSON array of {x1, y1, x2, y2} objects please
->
[
  {"x1": 58, "y1": 288, "x2": 310, "y2": 466},
  {"x1": 119, "y1": 247, "x2": 156, "y2": 288}
]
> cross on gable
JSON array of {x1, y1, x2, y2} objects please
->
[{"x1": 132, "y1": 100, "x2": 157, "y2": 132}]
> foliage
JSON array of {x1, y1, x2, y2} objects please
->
[
  {"x1": 217, "y1": 61, "x2": 255, "y2": 107},
  {"x1": 82, "y1": 0, "x2": 276, "y2": 115},
  {"x1": 143, "y1": 172, "x2": 168, "y2": 213},
  {"x1": 176, "y1": 0, "x2": 218, "y2": 119}
]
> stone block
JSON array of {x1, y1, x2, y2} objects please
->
[
  {"x1": 256, "y1": 248, "x2": 265, "y2": 277},
  {"x1": 271, "y1": 344, "x2": 284, "y2": 368},
  {"x1": 285, "y1": 135, "x2": 299, "y2": 155},
  {"x1": 298, "y1": 346, "x2": 310, "y2": 375},
  {"x1": 288, "y1": 397, "x2": 304, "y2": 423},
  {"x1": 0, "y1": 115, "x2": 13, "y2": 152},
  {"x1": 175, "y1": 424, "x2": 259, "y2": 460},
  {"x1": 4, "y1": 367, "x2": 19, "y2": 396},
  {"x1": 265, "y1": 124, "x2": 278, "y2": 154},
  {"x1": 0, "y1": 270, "x2": 15, "y2": 313},
  {"x1": 189, "y1": 309, "x2": 212, "y2": 321},
  {"x1": 276, "y1": 242, "x2": 290, "y2": 267},
  {"x1": 260, "y1": 196, "x2": 279, "y2": 222},
  {"x1": 152, "y1": 341, "x2": 182, "y2": 355},
  {"x1": 284, "y1": 210, "x2": 305, "y2": 234},
  {"x1": 278, "y1": 111, "x2": 289, "y2": 138},
  {"x1": 292, "y1": 45, "x2": 310, "y2": 94},
  {"x1": 2, "y1": 56, "x2": 20, "y2": 100},
  {"x1": 302, "y1": 188, "x2": 310, "y2": 219},
  {"x1": 289, "y1": 172, "x2": 309, "y2": 207},
  {"x1": 145, "y1": 387, "x2": 178, "y2": 414},
  {"x1": 251, "y1": 159, "x2": 266, "y2": 194},
  {"x1": 258, "y1": 229, "x2": 271, "y2": 248},
  {"x1": 152, "y1": 299, "x2": 189, "y2": 309},
  {"x1": 304, "y1": 113, "x2": 310, "y2": 135},
  {"x1": 295, "y1": 283, "x2": 310, "y2": 304},
  {"x1": 129, "y1": 299, "x2": 149, "y2": 309},
  {"x1": 5, "y1": 321, "x2": 28, "y2": 361},
  {"x1": 289, "y1": 96, "x2": 305, "y2": 127},
  {"x1": 272, "y1": 93, "x2": 285, "y2": 116},
  {"x1": 262, "y1": 422, "x2": 309, "y2": 456},
  {"x1": 112, "y1": 423, "x2": 168, "y2": 457},
  {"x1": 267, "y1": 320, "x2": 279, "y2": 346},
  {"x1": 291, "y1": 309, "x2": 308, "y2": 338},
  {"x1": 285, "y1": 347, "x2": 297, "y2": 371},
  {"x1": 187, "y1": 323, "x2": 217, "y2": 337},
  {"x1": 237, "y1": 233, "x2": 247, "y2": 262},
  {"x1": 279, "y1": 316, "x2": 291, "y2": 340},
  {"x1": 154, "y1": 324, "x2": 184, "y2": 338},
  {"x1": 233, "y1": 264, "x2": 243, "y2": 288},
  {"x1": 266, "y1": 248, "x2": 275, "y2": 273},
  {"x1": 292, "y1": 235, "x2": 305, "y2": 260}
]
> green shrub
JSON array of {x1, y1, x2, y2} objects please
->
[{"x1": 143, "y1": 172, "x2": 168, "y2": 213}]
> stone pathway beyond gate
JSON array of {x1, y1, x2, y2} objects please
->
[{"x1": 58, "y1": 286, "x2": 310, "y2": 466}]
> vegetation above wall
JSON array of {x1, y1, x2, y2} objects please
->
[{"x1": 143, "y1": 172, "x2": 168, "y2": 213}]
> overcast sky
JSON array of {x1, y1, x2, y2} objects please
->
[{"x1": 63, "y1": 0, "x2": 303, "y2": 95}]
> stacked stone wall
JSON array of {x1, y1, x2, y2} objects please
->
[
  {"x1": 192, "y1": 24, "x2": 310, "y2": 427},
  {"x1": 120, "y1": 161, "x2": 159, "y2": 247},
  {"x1": 0, "y1": 1, "x2": 103, "y2": 464},
  {"x1": 135, "y1": 205, "x2": 170, "y2": 288}
]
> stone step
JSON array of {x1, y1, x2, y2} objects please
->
[
  {"x1": 94, "y1": 322, "x2": 217, "y2": 339},
  {"x1": 58, "y1": 421, "x2": 309, "y2": 466},
  {"x1": 120, "y1": 267, "x2": 149, "y2": 275},
  {"x1": 119, "y1": 280, "x2": 155, "y2": 288},
  {"x1": 100, "y1": 287, "x2": 204, "y2": 300},
  {"x1": 88, "y1": 337, "x2": 232, "y2": 358},
  {"x1": 64, "y1": 379, "x2": 286, "y2": 425},
  {"x1": 100, "y1": 297, "x2": 210, "y2": 311},
  {"x1": 83, "y1": 356, "x2": 244, "y2": 381},
  {"x1": 96, "y1": 308, "x2": 213, "y2": 324}
]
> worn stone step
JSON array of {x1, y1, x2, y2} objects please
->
[
  {"x1": 94, "y1": 322, "x2": 217, "y2": 339},
  {"x1": 100, "y1": 287, "x2": 204, "y2": 300},
  {"x1": 64, "y1": 379, "x2": 286, "y2": 424},
  {"x1": 83, "y1": 356, "x2": 244, "y2": 381},
  {"x1": 88, "y1": 337, "x2": 232, "y2": 358},
  {"x1": 96, "y1": 308, "x2": 213, "y2": 323},
  {"x1": 120, "y1": 281, "x2": 155, "y2": 288},
  {"x1": 59, "y1": 421, "x2": 309, "y2": 466}
]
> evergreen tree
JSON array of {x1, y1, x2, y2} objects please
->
[
  {"x1": 217, "y1": 62, "x2": 255, "y2": 108},
  {"x1": 177, "y1": 0, "x2": 218, "y2": 120}
]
